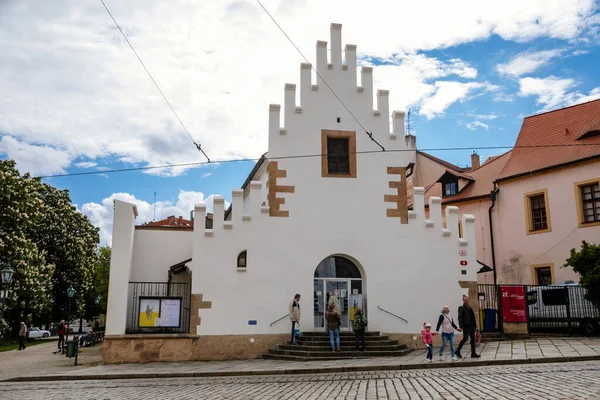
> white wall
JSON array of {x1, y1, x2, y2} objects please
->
[
  {"x1": 108, "y1": 24, "x2": 478, "y2": 339},
  {"x1": 130, "y1": 229, "x2": 194, "y2": 282},
  {"x1": 106, "y1": 200, "x2": 137, "y2": 335}
]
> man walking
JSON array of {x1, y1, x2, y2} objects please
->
[
  {"x1": 455, "y1": 295, "x2": 480, "y2": 358},
  {"x1": 18, "y1": 322, "x2": 28, "y2": 350},
  {"x1": 289, "y1": 294, "x2": 301, "y2": 344},
  {"x1": 55, "y1": 320, "x2": 66, "y2": 354}
]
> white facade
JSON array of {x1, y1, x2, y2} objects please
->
[{"x1": 106, "y1": 24, "x2": 478, "y2": 344}]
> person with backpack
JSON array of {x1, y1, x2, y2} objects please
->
[
  {"x1": 435, "y1": 305, "x2": 462, "y2": 361},
  {"x1": 326, "y1": 303, "x2": 341, "y2": 352},
  {"x1": 352, "y1": 306, "x2": 368, "y2": 352}
]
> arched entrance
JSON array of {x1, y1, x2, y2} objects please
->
[{"x1": 313, "y1": 255, "x2": 364, "y2": 331}]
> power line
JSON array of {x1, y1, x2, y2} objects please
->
[
  {"x1": 36, "y1": 142, "x2": 600, "y2": 179},
  {"x1": 255, "y1": 0, "x2": 385, "y2": 152},
  {"x1": 98, "y1": 0, "x2": 210, "y2": 162}
]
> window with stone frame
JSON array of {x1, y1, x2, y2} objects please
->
[
  {"x1": 529, "y1": 194, "x2": 548, "y2": 231},
  {"x1": 580, "y1": 182, "x2": 600, "y2": 223},
  {"x1": 321, "y1": 130, "x2": 357, "y2": 178}
]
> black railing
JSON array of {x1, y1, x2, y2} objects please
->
[
  {"x1": 127, "y1": 282, "x2": 190, "y2": 334},
  {"x1": 377, "y1": 306, "x2": 408, "y2": 323},
  {"x1": 270, "y1": 314, "x2": 289, "y2": 327},
  {"x1": 477, "y1": 284, "x2": 501, "y2": 333}
]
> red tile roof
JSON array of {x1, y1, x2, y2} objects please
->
[
  {"x1": 418, "y1": 150, "x2": 512, "y2": 206},
  {"x1": 416, "y1": 151, "x2": 466, "y2": 172},
  {"x1": 497, "y1": 98, "x2": 600, "y2": 181}
]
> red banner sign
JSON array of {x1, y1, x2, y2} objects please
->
[{"x1": 500, "y1": 286, "x2": 527, "y2": 323}]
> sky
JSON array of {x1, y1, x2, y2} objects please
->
[{"x1": 1, "y1": 0, "x2": 600, "y2": 245}]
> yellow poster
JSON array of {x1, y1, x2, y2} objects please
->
[
  {"x1": 349, "y1": 294, "x2": 363, "y2": 321},
  {"x1": 139, "y1": 299, "x2": 160, "y2": 327}
]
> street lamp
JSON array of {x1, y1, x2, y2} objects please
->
[
  {"x1": 66, "y1": 285, "x2": 74, "y2": 342},
  {"x1": 0, "y1": 267, "x2": 14, "y2": 336},
  {"x1": 94, "y1": 295, "x2": 100, "y2": 327}
]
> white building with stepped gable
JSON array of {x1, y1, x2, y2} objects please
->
[{"x1": 104, "y1": 23, "x2": 478, "y2": 364}]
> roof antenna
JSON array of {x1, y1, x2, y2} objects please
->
[
  {"x1": 153, "y1": 192, "x2": 157, "y2": 222},
  {"x1": 406, "y1": 108, "x2": 412, "y2": 135}
]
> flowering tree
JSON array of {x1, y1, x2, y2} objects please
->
[{"x1": 0, "y1": 160, "x2": 100, "y2": 333}]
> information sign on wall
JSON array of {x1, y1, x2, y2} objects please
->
[{"x1": 138, "y1": 297, "x2": 182, "y2": 328}]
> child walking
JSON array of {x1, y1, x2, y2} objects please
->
[{"x1": 421, "y1": 322, "x2": 438, "y2": 362}]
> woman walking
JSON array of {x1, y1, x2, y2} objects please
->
[
  {"x1": 435, "y1": 305, "x2": 462, "y2": 361},
  {"x1": 326, "y1": 303, "x2": 341, "y2": 352}
]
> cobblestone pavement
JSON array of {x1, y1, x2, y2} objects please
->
[{"x1": 1, "y1": 361, "x2": 599, "y2": 399}]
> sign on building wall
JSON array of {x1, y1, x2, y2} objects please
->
[
  {"x1": 138, "y1": 297, "x2": 182, "y2": 328},
  {"x1": 500, "y1": 286, "x2": 527, "y2": 323}
]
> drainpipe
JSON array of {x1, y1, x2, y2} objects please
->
[{"x1": 488, "y1": 183, "x2": 499, "y2": 286}]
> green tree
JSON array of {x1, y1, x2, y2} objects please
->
[
  {"x1": 0, "y1": 160, "x2": 54, "y2": 333},
  {"x1": 0, "y1": 160, "x2": 100, "y2": 333},
  {"x1": 564, "y1": 241, "x2": 600, "y2": 307},
  {"x1": 84, "y1": 246, "x2": 110, "y2": 320}
]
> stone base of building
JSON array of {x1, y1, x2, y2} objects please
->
[
  {"x1": 102, "y1": 333, "x2": 288, "y2": 364},
  {"x1": 502, "y1": 322, "x2": 529, "y2": 335}
]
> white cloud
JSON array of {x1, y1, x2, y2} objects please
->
[
  {"x1": 82, "y1": 190, "x2": 230, "y2": 245},
  {"x1": 419, "y1": 82, "x2": 498, "y2": 119},
  {"x1": 0, "y1": 136, "x2": 72, "y2": 176},
  {"x1": 466, "y1": 113, "x2": 499, "y2": 120},
  {"x1": 518, "y1": 76, "x2": 600, "y2": 110},
  {"x1": 0, "y1": 0, "x2": 598, "y2": 175},
  {"x1": 572, "y1": 49, "x2": 591, "y2": 56},
  {"x1": 493, "y1": 92, "x2": 516, "y2": 102},
  {"x1": 75, "y1": 161, "x2": 98, "y2": 168},
  {"x1": 466, "y1": 121, "x2": 490, "y2": 131},
  {"x1": 201, "y1": 172, "x2": 212, "y2": 178},
  {"x1": 497, "y1": 49, "x2": 564, "y2": 77}
]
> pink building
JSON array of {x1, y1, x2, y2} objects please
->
[{"x1": 418, "y1": 99, "x2": 600, "y2": 285}]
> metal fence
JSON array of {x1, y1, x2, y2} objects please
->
[
  {"x1": 477, "y1": 284, "x2": 600, "y2": 337},
  {"x1": 477, "y1": 284, "x2": 501, "y2": 333},
  {"x1": 127, "y1": 282, "x2": 190, "y2": 334},
  {"x1": 526, "y1": 285, "x2": 600, "y2": 336}
]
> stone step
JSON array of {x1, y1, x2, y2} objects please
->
[
  {"x1": 296, "y1": 336, "x2": 391, "y2": 343},
  {"x1": 277, "y1": 344, "x2": 407, "y2": 352},
  {"x1": 294, "y1": 339, "x2": 399, "y2": 346},
  {"x1": 300, "y1": 331, "x2": 382, "y2": 337},
  {"x1": 262, "y1": 354, "x2": 376, "y2": 361},
  {"x1": 265, "y1": 348, "x2": 413, "y2": 359}
]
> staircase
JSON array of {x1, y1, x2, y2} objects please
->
[{"x1": 263, "y1": 331, "x2": 413, "y2": 361}]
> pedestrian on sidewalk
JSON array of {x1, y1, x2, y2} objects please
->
[
  {"x1": 435, "y1": 305, "x2": 462, "y2": 361},
  {"x1": 56, "y1": 320, "x2": 66, "y2": 353},
  {"x1": 421, "y1": 322, "x2": 437, "y2": 362},
  {"x1": 326, "y1": 303, "x2": 341, "y2": 352},
  {"x1": 352, "y1": 306, "x2": 368, "y2": 352},
  {"x1": 18, "y1": 322, "x2": 28, "y2": 350},
  {"x1": 289, "y1": 294, "x2": 301, "y2": 345},
  {"x1": 456, "y1": 295, "x2": 480, "y2": 358}
]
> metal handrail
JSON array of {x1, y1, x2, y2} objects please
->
[
  {"x1": 378, "y1": 305, "x2": 408, "y2": 323},
  {"x1": 270, "y1": 314, "x2": 289, "y2": 327}
]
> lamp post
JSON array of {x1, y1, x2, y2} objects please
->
[
  {"x1": 66, "y1": 285, "x2": 74, "y2": 343},
  {"x1": 0, "y1": 267, "x2": 14, "y2": 336},
  {"x1": 94, "y1": 295, "x2": 100, "y2": 327}
]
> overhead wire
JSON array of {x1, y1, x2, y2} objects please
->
[
  {"x1": 98, "y1": 0, "x2": 210, "y2": 162},
  {"x1": 36, "y1": 142, "x2": 600, "y2": 179},
  {"x1": 255, "y1": 0, "x2": 385, "y2": 151}
]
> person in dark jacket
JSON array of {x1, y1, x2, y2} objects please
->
[
  {"x1": 352, "y1": 307, "x2": 368, "y2": 352},
  {"x1": 326, "y1": 303, "x2": 341, "y2": 352},
  {"x1": 455, "y1": 295, "x2": 480, "y2": 358}
]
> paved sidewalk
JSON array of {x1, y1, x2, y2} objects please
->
[{"x1": 2, "y1": 337, "x2": 600, "y2": 382}]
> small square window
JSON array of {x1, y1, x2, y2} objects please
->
[
  {"x1": 580, "y1": 183, "x2": 600, "y2": 223},
  {"x1": 443, "y1": 182, "x2": 457, "y2": 196},
  {"x1": 321, "y1": 130, "x2": 356, "y2": 178},
  {"x1": 525, "y1": 190, "x2": 551, "y2": 234}
]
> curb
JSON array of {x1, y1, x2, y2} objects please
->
[{"x1": 4, "y1": 355, "x2": 600, "y2": 383}]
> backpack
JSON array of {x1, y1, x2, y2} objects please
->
[{"x1": 352, "y1": 313, "x2": 368, "y2": 330}]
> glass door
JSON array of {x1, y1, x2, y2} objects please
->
[{"x1": 326, "y1": 280, "x2": 350, "y2": 330}]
